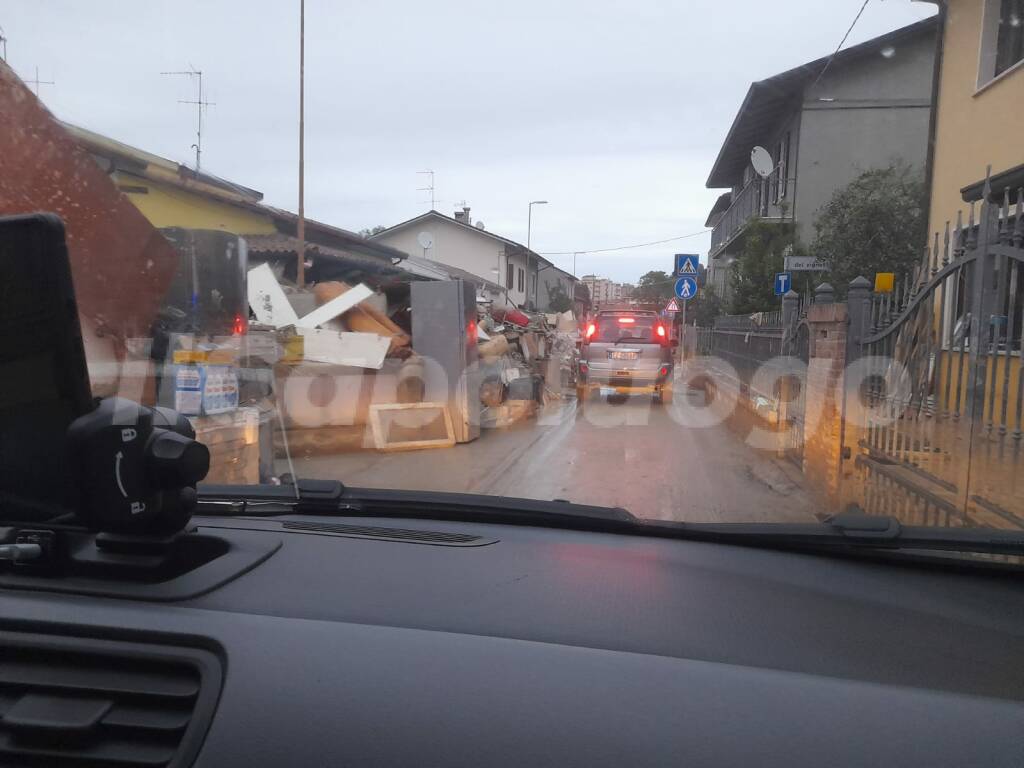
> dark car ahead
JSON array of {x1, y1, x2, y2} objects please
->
[{"x1": 576, "y1": 309, "x2": 673, "y2": 404}]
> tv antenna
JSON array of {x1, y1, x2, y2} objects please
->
[
  {"x1": 0, "y1": 26, "x2": 8, "y2": 62},
  {"x1": 161, "y1": 65, "x2": 215, "y2": 172},
  {"x1": 417, "y1": 169, "x2": 437, "y2": 210},
  {"x1": 24, "y1": 66, "x2": 55, "y2": 97}
]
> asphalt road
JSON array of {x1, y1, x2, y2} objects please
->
[{"x1": 282, "y1": 385, "x2": 819, "y2": 523}]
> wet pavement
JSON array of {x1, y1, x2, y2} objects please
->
[{"x1": 281, "y1": 386, "x2": 819, "y2": 523}]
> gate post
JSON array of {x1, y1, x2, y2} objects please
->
[
  {"x1": 802, "y1": 283, "x2": 849, "y2": 509},
  {"x1": 781, "y1": 289, "x2": 801, "y2": 356},
  {"x1": 845, "y1": 277, "x2": 872, "y2": 365},
  {"x1": 778, "y1": 290, "x2": 802, "y2": 458},
  {"x1": 840, "y1": 276, "x2": 873, "y2": 511}
]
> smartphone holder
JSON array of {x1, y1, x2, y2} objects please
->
[{"x1": 67, "y1": 397, "x2": 210, "y2": 536}]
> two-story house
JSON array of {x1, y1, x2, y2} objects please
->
[
  {"x1": 371, "y1": 206, "x2": 556, "y2": 310},
  {"x1": 704, "y1": 17, "x2": 938, "y2": 301},
  {"x1": 925, "y1": 0, "x2": 1024, "y2": 237}
]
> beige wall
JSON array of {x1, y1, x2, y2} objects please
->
[
  {"x1": 375, "y1": 219, "x2": 530, "y2": 305},
  {"x1": 928, "y1": 0, "x2": 1024, "y2": 237}
]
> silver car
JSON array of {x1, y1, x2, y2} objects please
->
[{"x1": 576, "y1": 310, "x2": 673, "y2": 404}]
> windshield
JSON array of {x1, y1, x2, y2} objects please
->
[{"x1": 2, "y1": 0, "x2": 1022, "y2": 537}]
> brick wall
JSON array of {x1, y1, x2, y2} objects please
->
[{"x1": 801, "y1": 302, "x2": 848, "y2": 508}]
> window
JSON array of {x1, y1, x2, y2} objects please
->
[
  {"x1": 996, "y1": 0, "x2": 1024, "y2": 76},
  {"x1": 772, "y1": 134, "x2": 790, "y2": 203},
  {"x1": 517, "y1": 267, "x2": 524, "y2": 293},
  {"x1": 507, "y1": 262, "x2": 514, "y2": 288},
  {"x1": 979, "y1": 0, "x2": 1024, "y2": 86}
]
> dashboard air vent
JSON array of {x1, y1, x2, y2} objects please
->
[
  {"x1": 282, "y1": 520, "x2": 494, "y2": 546},
  {"x1": 0, "y1": 631, "x2": 221, "y2": 767}
]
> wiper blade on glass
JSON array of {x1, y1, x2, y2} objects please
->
[
  {"x1": 651, "y1": 512, "x2": 1024, "y2": 557},
  {"x1": 197, "y1": 482, "x2": 638, "y2": 533}
]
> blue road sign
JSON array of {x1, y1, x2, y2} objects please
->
[
  {"x1": 774, "y1": 272, "x2": 792, "y2": 296},
  {"x1": 675, "y1": 254, "x2": 699, "y2": 277},
  {"x1": 674, "y1": 276, "x2": 698, "y2": 301}
]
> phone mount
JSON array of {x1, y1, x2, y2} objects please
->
[{"x1": 67, "y1": 397, "x2": 210, "y2": 537}]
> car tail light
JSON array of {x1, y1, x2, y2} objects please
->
[
  {"x1": 617, "y1": 317, "x2": 635, "y2": 324},
  {"x1": 655, "y1": 324, "x2": 666, "y2": 338},
  {"x1": 233, "y1": 313, "x2": 247, "y2": 336},
  {"x1": 659, "y1": 365, "x2": 670, "y2": 377},
  {"x1": 585, "y1": 322, "x2": 597, "y2": 341}
]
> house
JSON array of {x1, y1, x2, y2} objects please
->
[
  {"x1": 704, "y1": 17, "x2": 938, "y2": 301},
  {"x1": 371, "y1": 206, "x2": 556, "y2": 310},
  {"x1": 63, "y1": 122, "x2": 408, "y2": 288},
  {"x1": 925, "y1": 0, "x2": 1024, "y2": 236}
]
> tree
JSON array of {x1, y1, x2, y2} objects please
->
[
  {"x1": 358, "y1": 225, "x2": 388, "y2": 238},
  {"x1": 692, "y1": 289, "x2": 723, "y2": 327},
  {"x1": 635, "y1": 270, "x2": 674, "y2": 302},
  {"x1": 728, "y1": 219, "x2": 792, "y2": 314},
  {"x1": 545, "y1": 283, "x2": 574, "y2": 313},
  {"x1": 812, "y1": 163, "x2": 926, "y2": 294}
]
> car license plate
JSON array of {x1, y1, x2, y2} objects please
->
[{"x1": 609, "y1": 350, "x2": 638, "y2": 361}]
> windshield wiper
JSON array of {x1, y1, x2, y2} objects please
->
[
  {"x1": 195, "y1": 486, "x2": 1024, "y2": 560},
  {"x1": 197, "y1": 481, "x2": 638, "y2": 533},
  {"x1": 651, "y1": 512, "x2": 1024, "y2": 558}
]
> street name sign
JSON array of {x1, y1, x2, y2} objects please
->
[
  {"x1": 774, "y1": 272, "x2": 792, "y2": 296},
  {"x1": 784, "y1": 255, "x2": 825, "y2": 271}
]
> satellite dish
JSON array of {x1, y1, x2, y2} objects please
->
[
  {"x1": 474, "y1": 221, "x2": 485, "y2": 230},
  {"x1": 417, "y1": 231, "x2": 434, "y2": 249},
  {"x1": 750, "y1": 146, "x2": 774, "y2": 178}
]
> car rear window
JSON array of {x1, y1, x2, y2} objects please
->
[{"x1": 594, "y1": 315, "x2": 658, "y2": 342}]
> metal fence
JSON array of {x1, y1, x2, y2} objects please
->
[{"x1": 848, "y1": 174, "x2": 1024, "y2": 529}]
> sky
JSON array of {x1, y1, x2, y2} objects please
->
[{"x1": 1, "y1": 0, "x2": 935, "y2": 283}]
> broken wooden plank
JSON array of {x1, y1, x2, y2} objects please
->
[{"x1": 299, "y1": 283, "x2": 374, "y2": 328}]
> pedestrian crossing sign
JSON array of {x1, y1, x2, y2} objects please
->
[{"x1": 675, "y1": 254, "x2": 699, "y2": 277}]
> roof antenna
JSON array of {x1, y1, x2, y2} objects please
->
[
  {"x1": 417, "y1": 169, "x2": 436, "y2": 210},
  {"x1": 24, "y1": 66, "x2": 55, "y2": 98},
  {"x1": 0, "y1": 27, "x2": 8, "y2": 62},
  {"x1": 161, "y1": 65, "x2": 215, "y2": 172}
]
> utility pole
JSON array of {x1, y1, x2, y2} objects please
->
[
  {"x1": 296, "y1": 0, "x2": 306, "y2": 287},
  {"x1": 24, "y1": 66, "x2": 55, "y2": 97},
  {"x1": 161, "y1": 66, "x2": 214, "y2": 172},
  {"x1": 417, "y1": 170, "x2": 436, "y2": 210}
]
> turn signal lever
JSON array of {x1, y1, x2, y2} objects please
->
[{"x1": 67, "y1": 398, "x2": 210, "y2": 536}]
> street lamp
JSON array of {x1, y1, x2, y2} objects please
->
[{"x1": 526, "y1": 200, "x2": 548, "y2": 309}]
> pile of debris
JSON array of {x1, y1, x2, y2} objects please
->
[{"x1": 476, "y1": 305, "x2": 578, "y2": 427}]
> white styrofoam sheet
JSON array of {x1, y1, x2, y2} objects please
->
[
  {"x1": 297, "y1": 328, "x2": 390, "y2": 369},
  {"x1": 247, "y1": 263, "x2": 299, "y2": 327}
]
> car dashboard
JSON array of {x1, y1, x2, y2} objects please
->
[{"x1": 1, "y1": 511, "x2": 1023, "y2": 767}]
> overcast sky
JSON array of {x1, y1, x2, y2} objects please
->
[{"x1": 3, "y1": 0, "x2": 934, "y2": 283}]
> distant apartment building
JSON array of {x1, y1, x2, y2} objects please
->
[{"x1": 580, "y1": 275, "x2": 624, "y2": 307}]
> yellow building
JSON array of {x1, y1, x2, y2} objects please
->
[
  {"x1": 927, "y1": 0, "x2": 1024, "y2": 235},
  {"x1": 63, "y1": 122, "x2": 277, "y2": 236}
]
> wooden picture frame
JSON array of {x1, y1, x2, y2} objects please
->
[{"x1": 368, "y1": 402, "x2": 456, "y2": 452}]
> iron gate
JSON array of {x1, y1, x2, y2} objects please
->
[{"x1": 849, "y1": 174, "x2": 1024, "y2": 529}]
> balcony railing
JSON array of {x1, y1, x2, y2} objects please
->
[{"x1": 709, "y1": 167, "x2": 787, "y2": 257}]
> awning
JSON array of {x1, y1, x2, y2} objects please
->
[
  {"x1": 244, "y1": 232, "x2": 411, "y2": 286},
  {"x1": 961, "y1": 163, "x2": 1024, "y2": 204}
]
